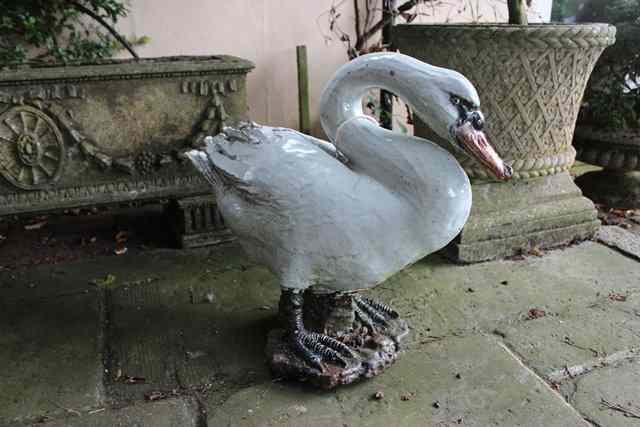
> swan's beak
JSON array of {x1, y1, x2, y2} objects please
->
[{"x1": 454, "y1": 122, "x2": 513, "y2": 181}]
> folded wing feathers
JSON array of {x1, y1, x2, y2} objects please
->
[{"x1": 186, "y1": 148, "x2": 220, "y2": 188}]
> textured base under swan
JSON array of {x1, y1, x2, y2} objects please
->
[{"x1": 266, "y1": 291, "x2": 409, "y2": 389}]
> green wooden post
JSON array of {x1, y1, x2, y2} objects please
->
[
  {"x1": 380, "y1": 0, "x2": 396, "y2": 130},
  {"x1": 508, "y1": 0, "x2": 528, "y2": 25},
  {"x1": 296, "y1": 45, "x2": 311, "y2": 134}
]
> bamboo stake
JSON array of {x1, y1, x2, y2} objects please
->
[
  {"x1": 296, "y1": 45, "x2": 311, "y2": 135},
  {"x1": 507, "y1": 0, "x2": 528, "y2": 25}
]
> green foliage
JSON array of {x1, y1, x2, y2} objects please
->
[
  {"x1": 550, "y1": 0, "x2": 569, "y2": 21},
  {"x1": 577, "y1": 0, "x2": 640, "y2": 130},
  {"x1": 0, "y1": 0, "x2": 130, "y2": 64}
]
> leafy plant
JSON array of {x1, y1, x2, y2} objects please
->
[
  {"x1": 575, "y1": 0, "x2": 640, "y2": 129},
  {"x1": 0, "y1": 0, "x2": 139, "y2": 65}
]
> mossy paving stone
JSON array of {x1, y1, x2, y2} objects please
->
[
  {"x1": 0, "y1": 273, "x2": 104, "y2": 424},
  {"x1": 39, "y1": 397, "x2": 201, "y2": 427},
  {"x1": 369, "y1": 242, "x2": 640, "y2": 347},
  {"x1": 560, "y1": 360, "x2": 640, "y2": 427},
  {"x1": 496, "y1": 303, "x2": 640, "y2": 380},
  {"x1": 207, "y1": 335, "x2": 588, "y2": 427},
  {"x1": 103, "y1": 244, "x2": 280, "y2": 404}
]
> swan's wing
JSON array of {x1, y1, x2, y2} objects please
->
[{"x1": 190, "y1": 123, "x2": 349, "y2": 204}]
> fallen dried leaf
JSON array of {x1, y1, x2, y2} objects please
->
[
  {"x1": 527, "y1": 308, "x2": 546, "y2": 320},
  {"x1": 373, "y1": 390, "x2": 384, "y2": 400},
  {"x1": 124, "y1": 375, "x2": 146, "y2": 384},
  {"x1": 145, "y1": 391, "x2": 168, "y2": 401},
  {"x1": 529, "y1": 246, "x2": 544, "y2": 257},
  {"x1": 115, "y1": 231, "x2": 129, "y2": 244},
  {"x1": 24, "y1": 217, "x2": 48, "y2": 230},
  {"x1": 608, "y1": 293, "x2": 627, "y2": 302},
  {"x1": 114, "y1": 245, "x2": 128, "y2": 256},
  {"x1": 400, "y1": 392, "x2": 415, "y2": 401}
]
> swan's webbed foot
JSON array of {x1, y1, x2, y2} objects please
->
[
  {"x1": 353, "y1": 295, "x2": 399, "y2": 333},
  {"x1": 280, "y1": 289, "x2": 355, "y2": 373}
]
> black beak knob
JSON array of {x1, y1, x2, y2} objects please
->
[{"x1": 469, "y1": 111, "x2": 484, "y2": 131}]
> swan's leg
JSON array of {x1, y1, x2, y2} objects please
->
[
  {"x1": 279, "y1": 289, "x2": 355, "y2": 372},
  {"x1": 353, "y1": 295, "x2": 399, "y2": 333}
]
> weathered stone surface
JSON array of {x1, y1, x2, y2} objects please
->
[
  {"x1": 0, "y1": 270, "x2": 104, "y2": 424},
  {"x1": 2, "y1": 232, "x2": 640, "y2": 426},
  {"x1": 0, "y1": 56, "x2": 252, "y2": 221},
  {"x1": 371, "y1": 241, "x2": 640, "y2": 344},
  {"x1": 444, "y1": 172, "x2": 600, "y2": 263},
  {"x1": 565, "y1": 360, "x2": 640, "y2": 427},
  {"x1": 41, "y1": 397, "x2": 201, "y2": 427},
  {"x1": 103, "y1": 245, "x2": 279, "y2": 404},
  {"x1": 166, "y1": 195, "x2": 235, "y2": 249},
  {"x1": 208, "y1": 335, "x2": 587, "y2": 427},
  {"x1": 597, "y1": 225, "x2": 640, "y2": 260},
  {"x1": 498, "y1": 310, "x2": 640, "y2": 380}
]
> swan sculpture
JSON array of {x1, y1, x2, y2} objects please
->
[{"x1": 187, "y1": 52, "x2": 511, "y2": 382}]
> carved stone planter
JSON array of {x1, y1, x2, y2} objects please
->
[
  {"x1": 0, "y1": 56, "x2": 252, "y2": 246},
  {"x1": 392, "y1": 24, "x2": 615, "y2": 262},
  {"x1": 575, "y1": 128, "x2": 640, "y2": 208}
]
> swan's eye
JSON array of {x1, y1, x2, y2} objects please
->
[{"x1": 450, "y1": 95, "x2": 461, "y2": 106}]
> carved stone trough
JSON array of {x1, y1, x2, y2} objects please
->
[{"x1": 0, "y1": 56, "x2": 252, "y2": 246}]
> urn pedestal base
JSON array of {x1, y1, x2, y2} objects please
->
[
  {"x1": 265, "y1": 291, "x2": 409, "y2": 389},
  {"x1": 166, "y1": 195, "x2": 235, "y2": 249},
  {"x1": 444, "y1": 172, "x2": 600, "y2": 263},
  {"x1": 575, "y1": 170, "x2": 640, "y2": 209}
]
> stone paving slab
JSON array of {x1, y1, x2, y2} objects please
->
[
  {"x1": 40, "y1": 397, "x2": 201, "y2": 427},
  {"x1": 597, "y1": 225, "x2": 640, "y2": 260},
  {"x1": 103, "y1": 246, "x2": 280, "y2": 404},
  {"x1": 207, "y1": 334, "x2": 588, "y2": 427},
  {"x1": 496, "y1": 304, "x2": 640, "y2": 380},
  {"x1": 2, "y1": 237, "x2": 640, "y2": 426},
  {"x1": 370, "y1": 242, "x2": 640, "y2": 345},
  {"x1": 0, "y1": 275, "x2": 104, "y2": 425},
  {"x1": 562, "y1": 359, "x2": 640, "y2": 427}
]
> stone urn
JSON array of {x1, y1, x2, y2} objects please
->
[
  {"x1": 573, "y1": 23, "x2": 640, "y2": 209},
  {"x1": 392, "y1": 24, "x2": 616, "y2": 262},
  {"x1": 575, "y1": 129, "x2": 640, "y2": 208}
]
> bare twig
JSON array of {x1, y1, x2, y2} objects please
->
[
  {"x1": 600, "y1": 398, "x2": 640, "y2": 419},
  {"x1": 354, "y1": 0, "x2": 425, "y2": 53},
  {"x1": 562, "y1": 336, "x2": 600, "y2": 357},
  {"x1": 68, "y1": 1, "x2": 139, "y2": 59}
]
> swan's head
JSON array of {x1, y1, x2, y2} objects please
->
[{"x1": 414, "y1": 67, "x2": 512, "y2": 181}]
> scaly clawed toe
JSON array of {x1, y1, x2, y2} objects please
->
[{"x1": 354, "y1": 295, "x2": 399, "y2": 333}]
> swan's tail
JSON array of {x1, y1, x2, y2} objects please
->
[{"x1": 186, "y1": 139, "x2": 221, "y2": 189}]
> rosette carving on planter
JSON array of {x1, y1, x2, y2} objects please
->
[{"x1": 0, "y1": 105, "x2": 66, "y2": 190}]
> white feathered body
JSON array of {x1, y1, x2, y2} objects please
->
[{"x1": 189, "y1": 119, "x2": 472, "y2": 291}]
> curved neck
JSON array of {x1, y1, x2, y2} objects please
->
[{"x1": 319, "y1": 52, "x2": 457, "y2": 143}]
